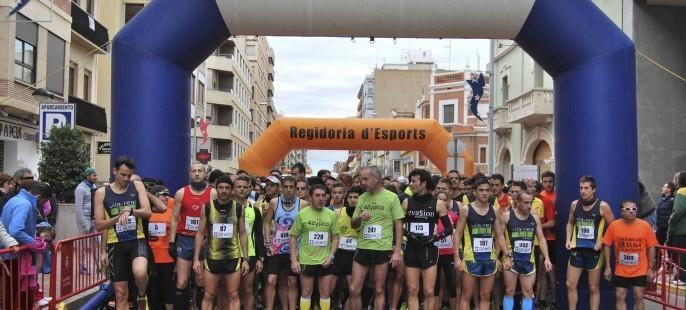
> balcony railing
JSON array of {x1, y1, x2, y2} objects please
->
[
  {"x1": 492, "y1": 106, "x2": 512, "y2": 133},
  {"x1": 506, "y1": 88, "x2": 553, "y2": 126},
  {"x1": 71, "y1": 3, "x2": 108, "y2": 52}
]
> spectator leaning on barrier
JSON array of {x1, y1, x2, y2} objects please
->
[
  {"x1": 667, "y1": 171, "x2": 686, "y2": 284},
  {"x1": 75, "y1": 168, "x2": 99, "y2": 234}
]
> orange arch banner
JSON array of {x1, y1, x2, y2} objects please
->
[{"x1": 239, "y1": 118, "x2": 452, "y2": 176}]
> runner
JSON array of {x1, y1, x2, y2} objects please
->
[
  {"x1": 349, "y1": 166, "x2": 404, "y2": 310},
  {"x1": 296, "y1": 178, "x2": 310, "y2": 202},
  {"x1": 501, "y1": 190, "x2": 552, "y2": 310},
  {"x1": 146, "y1": 185, "x2": 176, "y2": 310},
  {"x1": 538, "y1": 171, "x2": 557, "y2": 308},
  {"x1": 433, "y1": 190, "x2": 459, "y2": 310},
  {"x1": 332, "y1": 186, "x2": 364, "y2": 309},
  {"x1": 264, "y1": 175, "x2": 302, "y2": 310},
  {"x1": 192, "y1": 175, "x2": 250, "y2": 310},
  {"x1": 402, "y1": 169, "x2": 452, "y2": 310},
  {"x1": 565, "y1": 175, "x2": 615, "y2": 310},
  {"x1": 490, "y1": 174, "x2": 510, "y2": 211},
  {"x1": 290, "y1": 184, "x2": 340, "y2": 310},
  {"x1": 447, "y1": 170, "x2": 461, "y2": 201},
  {"x1": 602, "y1": 200, "x2": 657, "y2": 310},
  {"x1": 169, "y1": 162, "x2": 217, "y2": 309},
  {"x1": 234, "y1": 175, "x2": 266, "y2": 310},
  {"x1": 453, "y1": 177, "x2": 509, "y2": 310},
  {"x1": 330, "y1": 182, "x2": 346, "y2": 211},
  {"x1": 94, "y1": 156, "x2": 152, "y2": 310}
]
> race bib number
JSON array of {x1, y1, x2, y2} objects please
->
[
  {"x1": 409, "y1": 223, "x2": 429, "y2": 236},
  {"x1": 434, "y1": 235, "x2": 453, "y2": 249},
  {"x1": 185, "y1": 217, "x2": 200, "y2": 231},
  {"x1": 473, "y1": 238, "x2": 493, "y2": 253},
  {"x1": 308, "y1": 231, "x2": 329, "y2": 247},
  {"x1": 513, "y1": 240, "x2": 532, "y2": 254},
  {"x1": 274, "y1": 231, "x2": 290, "y2": 244},
  {"x1": 339, "y1": 236, "x2": 358, "y2": 250},
  {"x1": 619, "y1": 252, "x2": 639, "y2": 266},
  {"x1": 148, "y1": 223, "x2": 166, "y2": 237},
  {"x1": 577, "y1": 224, "x2": 594, "y2": 240},
  {"x1": 115, "y1": 216, "x2": 137, "y2": 233},
  {"x1": 212, "y1": 223, "x2": 233, "y2": 239},
  {"x1": 363, "y1": 225, "x2": 382, "y2": 240}
]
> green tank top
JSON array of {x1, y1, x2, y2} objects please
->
[{"x1": 206, "y1": 200, "x2": 241, "y2": 260}]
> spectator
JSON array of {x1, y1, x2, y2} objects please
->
[
  {"x1": 656, "y1": 182, "x2": 675, "y2": 244},
  {"x1": 75, "y1": 168, "x2": 98, "y2": 235},
  {"x1": 667, "y1": 171, "x2": 686, "y2": 285},
  {"x1": 0, "y1": 221, "x2": 18, "y2": 250},
  {"x1": 0, "y1": 180, "x2": 43, "y2": 310},
  {"x1": 0, "y1": 173, "x2": 15, "y2": 215},
  {"x1": 12, "y1": 168, "x2": 33, "y2": 193}
]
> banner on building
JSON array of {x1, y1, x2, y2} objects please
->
[
  {"x1": 39, "y1": 103, "x2": 75, "y2": 143},
  {"x1": 512, "y1": 164, "x2": 539, "y2": 181}
]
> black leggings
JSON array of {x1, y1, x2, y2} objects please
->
[{"x1": 434, "y1": 255, "x2": 457, "y2": 298}]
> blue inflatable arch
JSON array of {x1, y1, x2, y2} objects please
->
[{"x1": 112, "y1": 0, "x2": 636, "y2": 306}]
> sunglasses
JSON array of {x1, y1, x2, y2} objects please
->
[
  {"x1": 156, "y1": 192, "x2": 170, "y2": 197},
  {"x1": 622, "y1": 207, "x2": 637, "y2": 211},
  {"x1": 21, "y1": 176, "x2": 34, "y2": 180}
]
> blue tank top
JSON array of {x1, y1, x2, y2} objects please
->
[
  {"x1": 572, "y1": 200, "x2": 605, "y2": 249},
  {"x1": 506, "y1": 212, "x2": 537, "y2": 263},
  {"x1": 103, "y1": 183, "x2": 145, "y2": 244},
  {"x1": 270, "y1": 196, "x2": 300, "y2": 255}
]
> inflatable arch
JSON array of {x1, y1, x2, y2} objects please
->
[
  {"x1": 239, "y1": 118, "x2": 452, "y2": 177},
  {"x1": 112, "y1": 1, "x2": 637, "y2": 306}
]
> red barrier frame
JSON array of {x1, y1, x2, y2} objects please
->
[{"x1": 645, "y1": 244, "x2": 686, "y2": 310}]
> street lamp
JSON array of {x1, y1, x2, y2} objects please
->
[{"x1": 32, "y1": 88, "x2": 55, "y2": 102}]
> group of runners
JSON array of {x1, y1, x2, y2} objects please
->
[{"x1": 93, "y1": 156, "x2": 659, "y2": 310}]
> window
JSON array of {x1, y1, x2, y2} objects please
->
[
  {"x1": 439, "y1": 99, "x2": 457, "y2": 124},
  {"x1": 502, "y1": 76, "x2": 509, "y2": 103},
  {"x1": 533, "y1": 63, "x2": 544, "y2": 88},
  {"x1": 215, "y1": 105, "x2": 233, "y2": 126},
  {"x1": 14, "y1": 15, "x2": 37, "y2": 84},
  {"x1": 246, "y1": 45, "x2": 256, "y2": 56},
  {"x1": 190, "y1": 76, "x2": 196, "y2": 105},
  {"x1": 217, "y1": 41, "x2": 235, "y2": 57},
  {"x1": 84, "y1": 0, "x2": 94, "y2": 15},
  {"x1": 393, "y1": 160, "x2": 400, "y2": 173},
  {"x1": 479, "y1": 146, "x2": 487, "y2": 164},
  {"x1": 125, "y1": 4, "x2": 144, "y2": 24},
  {"x1": 216, "y1": 71, "x2": 234, "y2": 92},
  {"x1": 197, "y1": 81, "x2": 204, "y2": 105},
  {"x1": 68, "y1": 64, "x2": 76, "y2": 97},
  {"x1": 46, "y1": 32, "x2": 65, "y2": 95},
  {"x1": 83, "y1": 69, "x2": 91, "y2": 101},
  {"x1": 214, "y1": 139, "x2": 232, "y2": 160}
]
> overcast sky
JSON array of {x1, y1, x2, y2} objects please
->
[{"x1": 267, "y1": 37, "x2": 490, "y2": 174}]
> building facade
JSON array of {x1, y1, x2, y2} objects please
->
[
  {"x1": 0, "y1": 0, "x2": 108, "y2": 176},
  {"x1": 416, "y1": 69, "x2": 490, "y2": 177},
  {"x1": 490, "y1": 0, "x2": 686, "y2": 197}
]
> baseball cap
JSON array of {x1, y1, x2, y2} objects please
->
[
  {"x1": 265, "y1": 175, "x2": 281, "y2": 184},
  {"x1": 84, "y1": 167, "x2": 96, "y2": 176}
]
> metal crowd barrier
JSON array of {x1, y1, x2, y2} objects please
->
[
  {"x1": 0, "y1": 244, "x2": 50, "y2": 310},
  {"x1": 48, "y1": 233, "x2": 106, "y2": 310},
  {"x1": 646, "y1": 244, "x2": 686, "y2": 309}
]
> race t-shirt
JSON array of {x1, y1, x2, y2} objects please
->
[
  {"x1": 602, "y1": 219, "x2": 658, "y2": 277},
  {"x1": 290, "y1": 206, "x2": 339, "y2": 265},
  {"x1": 539, "y1": 190, "x2": 556, "y2": 241},
  {"x1": 148, "y1": 198, "x2": 175, "y2": 263},
  {"x1": 532, "y1": 197, "x2": 544, "y2": 246},
  {"x1": 353, "y1": 189, "x2": 404, "y2": 251}
]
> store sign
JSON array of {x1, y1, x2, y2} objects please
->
[
  {"x1": 0, "y1": 118, "x2": 38, "y2": 143},
  {"x1": 40, "y1": 103, "x2": 75, "y2": 142},
  {"x1": 97, "y1": 141, "x2": 111, "y2": 154}
]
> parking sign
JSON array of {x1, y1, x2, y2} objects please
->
[{"x1": 40, "y1": 103, "x2": 75, "y2": 142}]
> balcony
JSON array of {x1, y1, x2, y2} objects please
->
[
  {"x1": 206, "y1": 89, "x2": 238, "y2": 107},
  {"x1": 506, "y1": 88, "x2": 553, "y2": 126},
  {"x1": 207, "y1": 55, "x2": 238, "y2": 73},
  {"x1": 492, "y1": 106, "x2": 512, "y2": 133},
  {"x1": 207, "y1": 124, "x2": 234, "y2": 139},
  {"x1": 71, "y1": 2, "x2": 109, "y2": 54}
]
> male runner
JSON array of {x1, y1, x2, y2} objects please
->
[
  {"x1": 290, "y1": 184, "x2": 340, "y2": 310},
  {"x1": 454, "y1": 177, "x2": 509, "y2": 310},
  {"x1": 169, "y1": 162, "x2": 217, "y2": 309},
  {"x1": 147, "y1": 185, "x2": 176, "y2": 310},
  {"x1": 94, "y1": 156, "x2": 152, "y2": 310},
  {"x1": 538, "y1": 171, "x2": 557, "y2": 307},
  {"x1": 192, "y1": 175, "x2": 249, "y2": 310},
  {"x1": 490, "y1": 174, "x2": 510, "y2": 212},
  {"x1": 234, "y1": 175, "x2": 266, "y2": 310},
  {"x1": 330, "y1": 182, "x2": 346, "y2": 211},
  {"x1": 602, "y1": 200, "x2": 657, "y2": 310},
  {"x1": 264, "y1": 175, "x2": 302, "y2": 310},
  {"x1": 501, "y1": 190, "x2": 552, "y2": 310},
  {"x1": 447, "y1": 170, "x2": 461, "y2": 200},
  {"x1": 332, "y1": 186, "x2": 364, "y2": 309},
  {"x1": 402, "y1": 169, "x2": 452, "y2": 310},
  {"x1": 433, "y1": 190, "x2": 459, "y2": 310},
  {"x1": 565, "y1": 175, "x2": 614, "y2": 310},
  {"x1": 296, "y1": 178, "x2": 310, "y2": 202},
  {"x1": 349, "y1": 166, "x2": 404, "y2": 310}
]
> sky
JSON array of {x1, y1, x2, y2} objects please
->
[{"x1": 267, "y1": 37, "x2": 490, "y2": 174}]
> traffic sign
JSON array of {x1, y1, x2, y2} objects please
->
[{"x1": 447, "y1": 138, "x2": 465, "y2": 155}]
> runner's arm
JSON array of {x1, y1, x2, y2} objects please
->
[
  {"x1": 94, "y1": 188, "x2": 118, "y2": 231},
  {"x1": 495, "y1": 212, "x2": 509, "y2": 258},
  {"x1": 238, "y1": 204, "x2": 249, "y2": 260},
  {"x1": 600, "y1": 202, "x2": 615, "y2": 235},
  {"x1": 132, "y1": 181, "x2": 151, "y2": 219},
  {"x1": 147, "y1": 192, "x2": 166, "y2": 213},
  {"x1": 437, "y1": 199, "x2": 453, "y2": 237},
  {"x1": 253, "y1": 207, "x2": 266, "y2": 260},
  {"x1": 263, "y1": 198, "x2": 277, "y2": 248},
  {"x1": 534, "y1": 215, "x2": 551, "y2": 262},
  {"x1": 394, "y1": 219, "x2": 403, "y2": 253},
  {"x1": 193, "y1": 204, "x2": 207, "y2": 262},
  {"x1": 565, "y1": 201, "x2": 577, "y2": 247},
  {"x1": 453, "y1": 204, "x2": 468, "y2": 255},
  {"x1": 169, "y1": 189, "x2": 184, "y2": 243}
]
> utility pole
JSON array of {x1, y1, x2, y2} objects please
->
[{"x1": 487, "y1": 40, "x2": 496, "y2": 175}]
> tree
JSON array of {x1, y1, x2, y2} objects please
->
[{"x1": 38, "y1": 126, "x2": 90, "y2": 203}]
